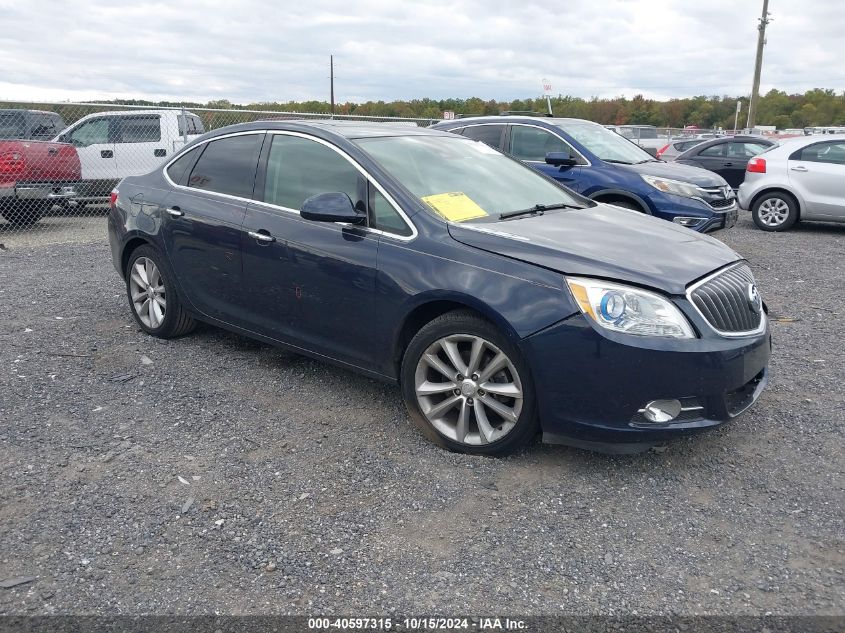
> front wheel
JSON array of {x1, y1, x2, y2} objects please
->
[
  {"x1": 125, "y1": 245, "x2": 195, "y2": 338},
  {"x1": 401, "y1": 310, "x2": 538, "y2": 455}
]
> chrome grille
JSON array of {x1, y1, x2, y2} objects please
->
[
  {"x1": 688, "y1": 263, "x2": 763, "y2": 334},
  {"x1": 700, "y1": 185, "x2": 736, "y2": 210}
]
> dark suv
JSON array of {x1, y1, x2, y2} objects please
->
[{"x1": 432, "y1": 116, "x2": 738, "y2": 232}]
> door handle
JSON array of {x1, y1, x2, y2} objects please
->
[
  {"x1": 166, "y1": 207, "x2": 184, "y2": 217},
  {"x1": 154, "y1": 149, "x2": 167, "y2": 157},
  {"x1": 790, "y1": 165, "x2": 808, "y2": 172},
  {"x1": 723, "y1": 162, "x2": 734, "y2": 167},
  {"x1": 248, "y1": 230, "x2": 276, "y2": 243},
  {"x1": 101, "y1": 150, "x2": 114, "y2": 158}
]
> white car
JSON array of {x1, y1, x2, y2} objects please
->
[
  {"x1": 738, "y1": 134, "x2": 845, "y2": 231},
  {"x1": 54, "y1": 110, "x2": 204, "y2": 202}
]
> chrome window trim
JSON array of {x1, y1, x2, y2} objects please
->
[
  {"x1": 161, "y1": 129, "x2": 417, "y2": 242},
  {"x1": 685, "y1": 261, "x2": 767, "y2": 338}
]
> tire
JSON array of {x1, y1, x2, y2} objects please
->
[
  {"x1": 400, "y1": 310, "x2": 538, "y2": 455},
  {"x1": 752, "y1": 192, "x2": 798, "y2": 231},
  {"x1": 0, "y1": 201, "x2": 46, "y2": 228},
  {"x1": 125, "y1": 245, "x2": 195, "y2": 338}
]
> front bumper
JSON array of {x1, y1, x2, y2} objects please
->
[
  {"x1": 521, "y1": 313, "x2": 771, "y2": 449},
  {"x1": 0, "y1": 181, "x2": 79, "y2": 202},
  {"x1": 647, "y1": 190, "x2": 738, "y2": 232}
]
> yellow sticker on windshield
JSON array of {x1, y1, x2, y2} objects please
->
[{"x1": 421, "y1": 192, "x2": 488, "y2": 222}]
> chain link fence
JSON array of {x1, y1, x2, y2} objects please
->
[
  {"x1": 0, "y1": 100, "x2": 756, "y2": 239},
  {"x1": 0, "y1": 101, "x2": 439, "y2": 237}
]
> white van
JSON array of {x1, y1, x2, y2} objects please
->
[{"x1": 55, "y1": 110, "x2": 204, "y2": 201}]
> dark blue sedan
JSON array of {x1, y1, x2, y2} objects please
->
[{"x1": 108, "y1": 121, "x2": 770, "y2": 455}]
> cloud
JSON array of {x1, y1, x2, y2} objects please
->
[{"x1": 0, "y1": 0, "x2": 842, "y2": 104}]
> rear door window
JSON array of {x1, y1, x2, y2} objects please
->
[
  {"x1": 460, "y1": 125, "x2": 506, "y2": 149},
  {"x1": 794, "y1": 141, "x2": 845, "y2": 165},
  {"x1": 698, "y1": 144, "x2": 726, "y2": 157},
  {"x1": 509, "y1": 125, "x2": 569, "y2": 161},
  {"x1": 166, "y1": 147, "x2": 201, "y2": 185},
  {"x1": 187, "y1": 134, "x2": 263, "y2": 198},
  {"x1": 727, "y1": 142, "x2": 768, "y2": 158},
  {"x1": 118, "y1": 116, "x2": 161, "y2": 143}
]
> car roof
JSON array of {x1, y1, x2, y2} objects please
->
[
  {"x1": 438, "y1": 115, "x2": 601, "y2": 127},
  {"x1": 203, "y1": 119, "x2": 456, "y2": 140},
  {"x1": 76, "y1": 109, "x2": 198, "y2": 118},
  {"x1": 773, "y1": 133, "x2": 845, "y2": 146}
]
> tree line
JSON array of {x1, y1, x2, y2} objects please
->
[
  {"x1": 3, "y1": 88, "x2": 842, "y2": 129},
  {"x1": 100, "y1": 88, "x2": 845, "y2": 129}
]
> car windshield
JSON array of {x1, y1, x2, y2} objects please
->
[
  {"x1": 0, "y1": 112, "x2": 26, "y2": 140},
  {"x1": 555, "y1": 120, "x2": 654, "y2": 164},
  {"x1": 356, "y1": 135, "x2": 586, "y2": 223}
]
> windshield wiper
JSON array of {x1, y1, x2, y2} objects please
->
[
  {"x1": 635, "y1": 159, "x2": 658, "y2": 164},
  {"x1": 603, "y1": 159, "x2": 634, "y2": 165},
  {"x1": 499, "y1": 203, "x2": 579, "y2": 220}
]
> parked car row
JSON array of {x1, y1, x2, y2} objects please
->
[
  {"x1": 2, "y1": 106, "x2": 843, "y2": 233},
  {"x1": 0, "y1": 108, "x2": 204, "y2": 227}
]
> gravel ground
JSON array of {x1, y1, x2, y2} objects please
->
[{"x1": 0, "y1": 214, "x2": 842, "y2": 616}]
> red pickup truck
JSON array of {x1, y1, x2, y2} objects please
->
[{"x1": 0, "y1": 109, "x2": 81, "y2": 227}]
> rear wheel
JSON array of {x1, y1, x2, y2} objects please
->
[
  {"x1": 125, "y1": 245, "x2": 195, "y2": 338},
  {"x1": 400, "y1": 310, "x2": 538, "y2": 455},
  {"x1": 752, "y1": 192, "x2": 798, "y2": 231}
]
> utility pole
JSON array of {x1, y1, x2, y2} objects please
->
[
  {"x1": 330, "y1": 55, "x2": 335, "y2": 118},
  {"x1": 746, "y1": 0, "x2": 771, "y2": 130}
]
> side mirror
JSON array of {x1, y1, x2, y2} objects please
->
[
  {"x1": 300, "y1": 192, "x2": 365, "y2": 224},
  {"x1": 545, "y1": 152, "x2": 577, "y2": 167}
]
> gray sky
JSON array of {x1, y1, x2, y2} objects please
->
[{"x1": 1, "y1": 0, "x2": 842, "y2": 104}]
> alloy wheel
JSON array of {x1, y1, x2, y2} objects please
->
[
  {"x1": 414, "y1": 334, "x2": 523, "y2": 446},
  {"x1": 129, "y1": 257, "x2": 166, "y2": 328},
  {"x1": 757, "y1": 198, "x2": 790, "y2": 227}
]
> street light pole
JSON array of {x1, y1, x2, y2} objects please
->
[{"x1": 746, "y1": 0, "x2": 770, "y2": 130}]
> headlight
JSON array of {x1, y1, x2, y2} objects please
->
[
  {"x1": 640, "y1": 174, "x2": 702, "y2": 199},
  {"x1": 566, "y1": 277, "x2": 695, "y2": 339}
]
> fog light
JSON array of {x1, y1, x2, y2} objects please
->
[
  {"x1": 642, "y1": 399, "x2": 682, "y2": 423},
  {"x1": 672, "y1": 216, "x2": 704, "y2": 228}
]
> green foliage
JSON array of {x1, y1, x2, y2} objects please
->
[{"x1": 4, "y1": 88, "x2": 842, "y2": 130}]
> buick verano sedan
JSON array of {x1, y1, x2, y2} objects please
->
[{"x1": 108, "y1": 121, "x2": 771, "y2": 455}]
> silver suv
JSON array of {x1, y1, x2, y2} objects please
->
[{"x1": 738, "y1": 135, "x2": 845, "y2": 231}]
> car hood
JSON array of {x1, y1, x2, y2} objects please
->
[
  {"x1": 619, "y1": 160, "x2": 729, "y2": 187},
  {"x1": 447, "y1": 205, "x2": 741, "y2": 295}
]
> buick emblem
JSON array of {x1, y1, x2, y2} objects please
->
[{"x1": 747, "y1": 283, "x2": 762, "y2": 314}]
